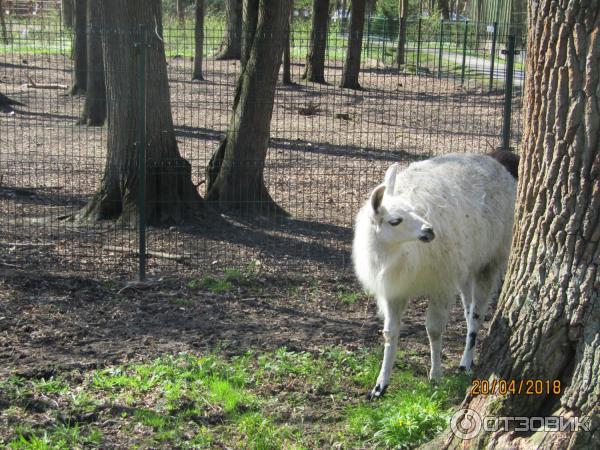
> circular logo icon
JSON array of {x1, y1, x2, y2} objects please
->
[{"x1": 450, "y1": 408, "x2": 482, "y2": 440}]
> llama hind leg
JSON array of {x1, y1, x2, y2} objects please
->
[
  {"x1": 459, "y1": 269, "x2": 499, "y2": 371},
  {"x1": 368, "y1": 299, "x2": 407, "y2": 399},
  {"x1": 426, "y1": 299, "x2": 451, "y2": 380}
]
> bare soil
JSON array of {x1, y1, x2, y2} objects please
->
[{"x1": 0, "y1": 54, "x2": 500, "y2": 383}]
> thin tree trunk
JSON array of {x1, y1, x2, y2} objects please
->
[
  {"x1": 282, "y1": 1, "x2": 293, "y2": 85},
  {"x1": 76, "y1": 0, "x2": 204, "y2": 224},
  {"x1": 62, "y1": 0, "x2": 73, "y2": 28},
  {"x1": 302, "y1": 0, "x2": 329, "y2": 83},
  {"x1": 0, "y1": 0, "x2": 8, "y2": 44},
  {"x1": 215, "y1": 0, "x2": 242, "y2": 60},
  {"x1": 430, "y1": 0, "x2": 600, "y2": 448},
  {"x1": 192, "y1": 0, "x2": 204, "y2": 81},
  {"x1": 79, "y1": 0, "x2": 105, "y2": 126},
  {"x1": 340, "y1": 0, "x2": 366, "y2": 89},
  {"x1": 396, "y1": 0, "x2": 408, "y2": 67},
  {"x1": 70, "y1": 0, "x2": 87, "y2": 95},
  {"x1": 438, "y1": 0, "x2": 449, "y2": 19},
  {"x1": 205, "y1": 0, "x2": 291, "y2": 216},
  {"x1": 176, "y1": 0, "x2": 185, "y2": 23}
]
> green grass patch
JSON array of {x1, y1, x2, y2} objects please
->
[{"x1": 1, "y1": 348, "x2": 469, "y2": 449}]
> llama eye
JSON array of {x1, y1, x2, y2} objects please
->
[{"x1": 388, "y1": 218, "x2": 403, "y2": 226}]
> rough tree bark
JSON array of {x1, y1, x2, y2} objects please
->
[
  {"x1": 75, "y1": 0, "x2": 204, "y2": 224},
  {"x1": 205, "y1": 0, "x2": 291, "y2": 216},
  {"x1": 302, "y1": 0, "x2": 330, "y2": 83},
  {"x1": 70, "y1": 0, "x2": 87, "y2": 95},
  {"x1": 215, "y1": 0, "x2": 242, "y2": 60},
  {"x1": 340, "y1": 0, "x2": 366, "y2": 89},
  {"x1": 396, "y1": 0, "x2": 408, "y2": 67},
  {"x1": 429, "y1": 0, "x2": 600, "y2": 448},
  {"x1": 192, "y1": 0, "x2": 204, "y2": 81},
  {"x1": 79, "y1": 0, "x2": 106, "y2": 126},
  {"x1": 62, "y1": 0, "x2": 73, "y2": 28}
]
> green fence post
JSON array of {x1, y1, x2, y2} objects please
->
[
  {"x1": 416, "y1": 17, "x2": 422, "y2": 69},
  {"x1": 438, "y1": 19, "x2": 444, "y2": 78},
  {"x1": 460, "y1": 20, "x2": 469, "y2": 85},
  {"x1": 136, "y1": 24, "x2": 148, "y2": 282},
  {"x1": 489, "y1": 22, "x2": 498, "y2": 92},
  {"x1": 501, "y1": 35, "x2": 517, "y2": 151}
]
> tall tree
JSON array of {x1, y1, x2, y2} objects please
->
[
  {"x1": 282, "y1": 1, "x2": 293, "y2": 85},
  {"x1": 62, "y1": 0, "x2": 73, "y2": 28},
  {"x1": 205, "y1": 0, "x2": 291, "y2": 215},
  {"x1": 215, "y1": 0, "x2": 242, "y2": 60},
  {"x1": 396, "y1": 0, "x2": 408, "y2": 67},
  {"x1": 192, "y1": 0, "x2": 204, "y2": 81},
  {"x1": 431, "y1": 0, "x2": 600, "y2": 448},
  {"x1": 302, "y1": 0, "x2": 330, "y2": 83},
  {"x1": 79, "y1": 0, "x2": 106, "y2": 126},
  {"x1": 75, "y1": 0, "x2": 203, "y2": 224},
  {"x1": 70, "y1": 0, "x2": 87, "y2": 95},
  {"x1": 438, "y1": 0, "x2": 450, "y2": 19},
  {"x1": 176, "y1": 0, "x2": 185, "y2": 23},
  {"x1": 340, "y1": 0, "x2": 366, "y2": 89}
]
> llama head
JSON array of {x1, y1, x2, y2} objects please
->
[{"x1": 369, "y1": 164, "x2": 435, "y2": 245}]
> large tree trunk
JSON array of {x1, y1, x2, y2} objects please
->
[
  {"x1": 340, "y1": 0, "x2": 366, "y2": 89},
  {"x1": 79, "y1": 0, "x2": 106, "y2": 126},
  {"x1": 192, "y1": 0, "x2": 204, "y2": 81},
  {"x1": 75, "y1": 0, "x2": 203, "y2": 224},
  {"x1": 302, "y1": 0, "x2": 330, "y2": 83},
  {"x1": 396, "y1": 0, "x2": 408, "y2": 67},
  {"x1": 70, "y1": 0, "x2": 87, "y2": 95},
  {"x1": 62, "y1": 0, "x2": 73, "y2": 28},
  {"x1": 205, "y1": 0, "x2": 291, "y2": 216},
  {"x1": 215, "y1": 0, "x2": 242, "y2": 60},
  {"x1": 431, "y1": 1, "x2": 600, "y2": 448}
]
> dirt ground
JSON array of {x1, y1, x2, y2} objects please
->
[{"x1": 1, "y1": 54, "x2": 502, "y2": 385}]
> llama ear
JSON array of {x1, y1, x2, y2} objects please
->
[
  {"x1": 384, "y1": 163, "x2": 398, "y2": 194},
  {"x1": 370, "y1": 185, "x2": 385, "y2": 213}
]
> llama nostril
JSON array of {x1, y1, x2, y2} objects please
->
[{"x1": 419, "y1": 227, "x2": 435, "y2": 242}]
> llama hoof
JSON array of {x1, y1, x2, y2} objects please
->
[
  {"x1": 366, "y1": 384, "x2": 388, "y2": 400},
  {"x1": 429, "y1": 370, "x2": 442, "y2": 381}
]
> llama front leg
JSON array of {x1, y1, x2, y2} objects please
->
[
  {"x1": 368, "y1": 301, "x2": 405, "y2": 399},
  {"x1": 426, "y1": 300, "x2": 451, "y2": 380}
]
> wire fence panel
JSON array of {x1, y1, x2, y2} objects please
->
[{"x1": 0, "y1": 13, "x2": 524, "y2": 279}]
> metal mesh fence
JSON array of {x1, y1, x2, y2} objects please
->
[{"x1": 0, "y1": 12, "x2": 524, "y2": 279}]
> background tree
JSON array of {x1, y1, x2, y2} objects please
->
[
  {"x1": 431, "y1": 0, "x2": 600, "y2": 448},
  {"x1": 176, "y1": 0, "x2": 185, "y2": 23},
  {"x1": 79, "y1": 0, "x2": 106, "y2": 126},
  {"x1": 75, "y1": 0, "x2": 203, "y2": 224},
  {"x1": 215, "y1": 0, "x2": 242, "y2": 60},
  {"x1": 438, "y1": 0, "x2": 449, "y2": 19},
  {"x1": 70, "y1": 0, "x2": 87, "y2": 95},
  {"x1": 205, "y1": 0, "x2": 291, "y2": 215},
  {"x1": 340, "y1": 0, "x2": 366, "y2": 89},
  {"x1": 282, "y1": 1, "x2": 293, "y2": 85},
  {"x1": 62, "y1": 0, "x2": 73, "y2": 28},
  {"x1": 396, "y1": 0, "x2": 408, "y2": 67},
  {"x1": 192, "y1": 0, "x2": 204, "y2": 81},
  {"x1": 302, "y1": 0, "x2": 330, "y2": 83}
]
